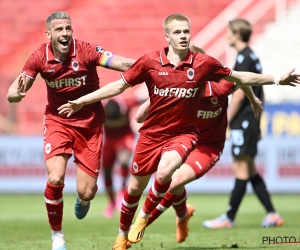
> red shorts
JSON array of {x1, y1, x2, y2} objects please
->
[
  {"x1": 185, "y1": 144, "x2": 223, "y2": 179},
  {"x1": 102, "y1": 131, "x2": 134, "y2": 168},
  {"x1": 131, "y1": 133, "x2": 197, "y2": 176},
  {"x1": 43, "y1": 117, "x2": 103, "y2": 178}
]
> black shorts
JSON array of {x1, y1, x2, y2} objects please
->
[{"x1": 230, "y1": 118, "x2": 260, "y2": 157}]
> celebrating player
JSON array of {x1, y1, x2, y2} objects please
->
[
  {"x1": 6, "y1": 11, "x2": 135, "y2": 250},
  {"x1": 101, "y1": 96, "x2": 137, "y2": 218},
  {"x1": 57, "y1": 14, "x2": 300, "y2": 250}
]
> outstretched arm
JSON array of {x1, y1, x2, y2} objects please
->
[
  {"x1": 225, "y1": 68, "x2": 300, "y2": 87},
  {"x1": 99, "y1": 53, "x2": 136, "y2": 72},
  {"x1": 58, "y1": 79, "x2": 130, "y2": 117},
  {"x1": 7, "y1": 71, "x2": 34, "y2": 103},
  {"x1": 135, "y1": 98, "x2": 150, "y2": 123}
]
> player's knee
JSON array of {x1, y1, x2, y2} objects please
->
[
  {"x1": 77, "y1": 187, "x2": 97, "y2": 201},
  {"x1": 48, "y1": 174, "x2": 64, "y2": 186},
  {"x1": 156, "y1": 168, "x2": 174, "y2": 183}
]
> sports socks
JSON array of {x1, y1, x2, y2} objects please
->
[
  {"x1": 172, "y1": 188, "x2": 188, "y2": 221},
  {"x1": 44, "y1": 182, "x2": 64, "y2": 231},
  {"x1": 141, "y1": 179, "x2": 172, "y2": 215},
  {"x1": 147, "y1": 191, "x2": 177, "y2": 226},
  {"x1": 119, "y1": 187, "x2": 142, "y2": 232},
  {"x1": 250, "y1": 173, "x2": 275, "y2": 213},
  {"x1": 226, "y1": 178, "x2": 247, "y2": 221}
]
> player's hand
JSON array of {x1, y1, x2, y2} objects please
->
[
  {"x1": 279, "y1": 68, "x2": 300, "y2": 86},
  {"x1": 250, "y1": 96, "x2": 263, "y2": 119},
  {"x1": 57, "y1": 99, "x2": 84, "y2": 117},
  {"x1": 18, "y1": 71, "x2": 27, "y2": 98}
]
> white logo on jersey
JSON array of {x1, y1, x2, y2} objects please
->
[
  {"x1": 72, "y1": 60, "x2": 79, "y2": 71},
  {"x1": 96, "y1": 46, "x2": 104, "y2": 53},
  {"x1": 154, "y1": 85, "x2": 199, "y2": 98},
  {"x1": 187, "y1": 68, "x2": 194, "y2": 80},
  {"x1": 197, "y1": 108, "x2": 222, "y2": 119},
  {"x1": 158, "y1": 72, "x2": 168, "y2": 75},
  {"x1": 46, "y1": 75, "x2": 87, "y2": 88},
  {"x1": 180, "y1": 144, "x2": 188, "y2": 151},
  {"x1": 46, "y1": 69, "x2": 55, "y2": 73}
]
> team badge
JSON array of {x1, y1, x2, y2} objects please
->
[
  {"x1": 211, "y1": 97, "x2": 218, "y2": 105},
  {"x1": 96, "y1": 46, "x2": 104, "y2": 53},
  {"x1": 133, "y1": 162, "x2": 138, "y2": 173},
  {"x1": 72, "y1": 60, "x2": 79, "y2": 71},
  {"x1": 45, "y1": 143, "x2": 51, "y2": 155},
  {"x1": 187, "y1": 68, "x2": 194, "y2": 80}
]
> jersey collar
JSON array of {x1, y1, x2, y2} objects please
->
[
  {"x1": 160, "y1": 47, "x2": 193, "y2": 66},
  {"x1": 46, "y1": 38, "x2": 76, "y2": 61}
]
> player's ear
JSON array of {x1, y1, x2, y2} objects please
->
[
  {"x1": 45, "y1": 30, "x2": 51, "y2": 40},
  {"x1": 165, "y1": 34, "x2": 170, "y2": 43}
]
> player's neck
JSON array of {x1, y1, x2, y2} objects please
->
[
  {"x1": 167, "y1": 47, "x2": 188, "y2": 67},
  {"x1": 234, "y1": 41, "x2": 248, "y2": 53}
]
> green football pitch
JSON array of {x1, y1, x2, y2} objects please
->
[{"x1": 0, "y1": 193, "x2": 299, "y2": 250}]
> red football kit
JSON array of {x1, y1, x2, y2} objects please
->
[
  {"x1": 185, "y1": 80, "x2": 235, "y2": 178},
  {"x1": 23, "y1": 38, "x2": 109, "y2": 177},
  {"x1": 102, "y1": 96, "x2": 136, "y2": 168},
  {"x1": 121, "y1": 48, "x2": 231, "y2": 175}
]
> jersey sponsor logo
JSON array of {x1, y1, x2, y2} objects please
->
[
  {"x1": 46, "y1": 75, "x2": 87, "y2": 88},
  {"x1": 96, "y1": 46, "x2": 105, "y2": 53},
  {"x1": 158, "y1": 72, "x2": 168, "y2": 75},
  {"x1": 46, "y1": 69, "x2": 55, "y2": 73},
  {"x1": 197, "y1": 107, "x2": 222, "y2": 119},
  {"x1": 187, "y1": 68, "x2": 194, "y2": 80},
  {"x1": 154, "y1": 85, "x2": 199, "y2": 98},
  {"x1": 72, "y1": 60, "x2": 79, "y2": 71}
]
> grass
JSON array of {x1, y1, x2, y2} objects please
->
[{"x1": 0, "y1": 194, "x2": 299, "y2": 250}]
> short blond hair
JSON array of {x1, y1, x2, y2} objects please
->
[{"x1": 163, "y1": 13, "x2": 190, "y2": 33}]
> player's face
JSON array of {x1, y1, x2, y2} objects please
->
[
  {"x1": 165, "y1": 20, "x2": 190, "y2": 51},
  {"x1": 226, "y1": 27, "x2": 239, "y2": 47},
  {"x1": 46, "y1": 19, "x2": 73, "y2": 57}
]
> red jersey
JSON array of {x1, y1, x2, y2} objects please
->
[
  {"x1": 197, "y1": 80, "x2": 235, "y2": 149},
  {"x1": 121, "y1": 47, "x2": 231, "y2": 141},
  {"x1": 23, "y1": 38, "x2": 106, "y2": 128},
  {"x1": 103, "y1": 95, "x2": 137, "y2": 137}
]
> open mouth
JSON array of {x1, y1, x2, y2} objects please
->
[{"x1": 59, "y1": 40, "x2": 69, "y2": 48}]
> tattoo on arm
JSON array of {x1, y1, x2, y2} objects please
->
[{"x1": 99, "y1": 53, "x2": 135, "y2": 72}]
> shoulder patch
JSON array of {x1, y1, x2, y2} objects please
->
[{"x1": 96, "y1": 46, "x2": 105, "y2": 53}]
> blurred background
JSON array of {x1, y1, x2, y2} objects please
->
[{"x1": 0, "y1": 0, "x2": 299, "y2": 194}]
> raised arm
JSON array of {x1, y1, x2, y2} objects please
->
[
  {"x1": 58, "y1": 79, "x2": 130, "y2": 117},
  {"x1": 225, "y1": 68, "x2": 300, "y2": 87},
  {"x1": 135, "y1": 98, "x2": 150, "y2": 123},
  {"x1": 99, "y1": 52, "x2": 136, "y2": 72},
  {"x1": 7, "y1": 71, "x2": 34, "y2": 103}
]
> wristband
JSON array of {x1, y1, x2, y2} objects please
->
[{"x1": 273, "y1": 75, "x2": 281, "y2": 85}]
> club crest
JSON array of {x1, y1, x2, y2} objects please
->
[
  {"x1": 133, "y1": 162, "x2": 139, "y2": 173},
  {"x1": 72, "y1": 60, "x2": 79, "y2": 71},
  {"x1": 187, "y1": 68, "x2": 194, "y2": 80},
  {"x1": 211, "y1": 97, "x2": 218, "y2": 105}
]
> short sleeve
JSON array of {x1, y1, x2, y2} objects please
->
[
  {"x1": 23, "y1": 50, "x2": 42, "y2": 79},
  {"x1": 121, "y1": 54, "x2": 148, "y2": 87},
  {"x1": 205, "y1": 55, "x2": 232, "y2": 82}
]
